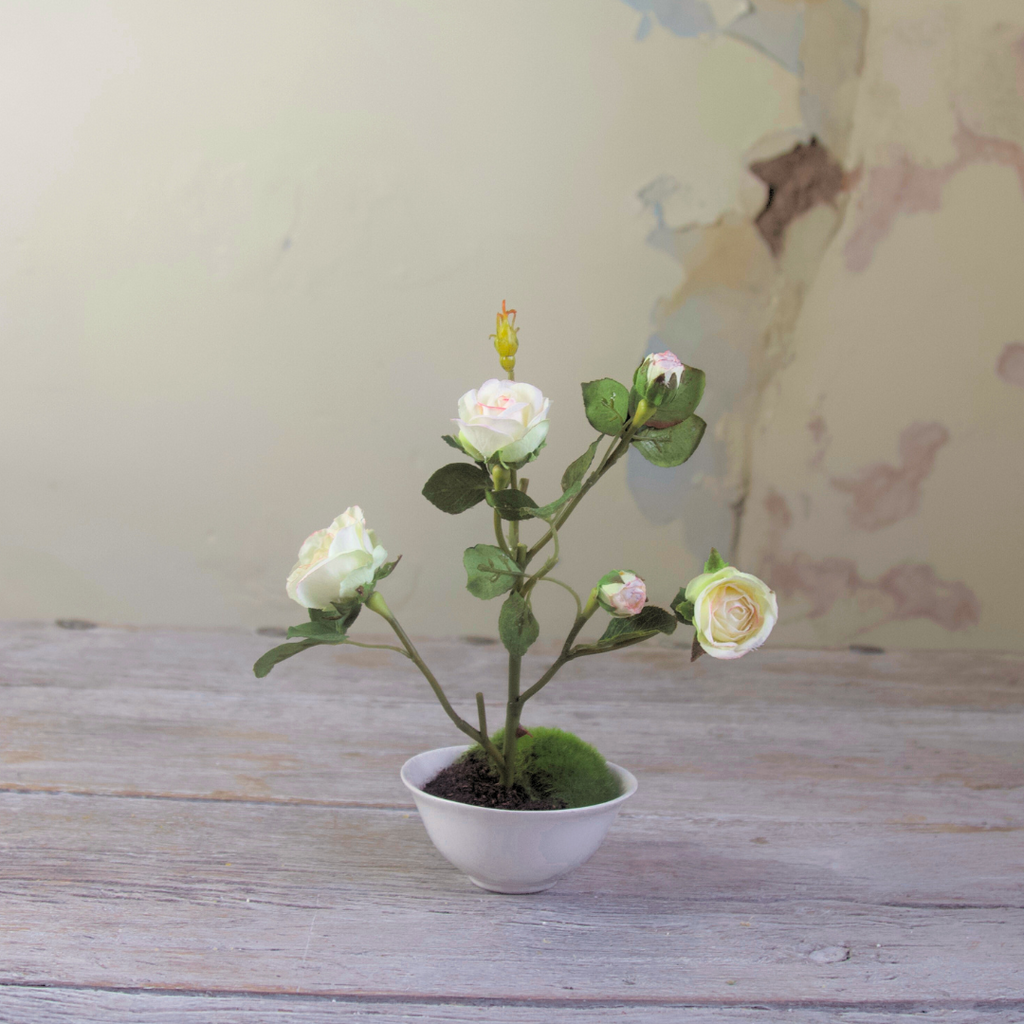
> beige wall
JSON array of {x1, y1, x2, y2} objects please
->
[{"x1": 3, "y1": 1, "x2": 1021, "y2": 650}]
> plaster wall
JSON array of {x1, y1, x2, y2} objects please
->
[{"x1": 2, "y1": 0, "x2": 1020, "y2": 651}]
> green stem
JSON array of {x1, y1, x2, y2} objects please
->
[
  {"x1": 508, "y1": 468, "x2": 520, "y2": 561},
  {"x1": 516, "y1": 603, "x2": 594, "y2": 705},
  {"x1": 502, "y1": 652, "x2": 523, "y2": 789},
  {"x1": 493, "y1": 509, "x2": 511, "y2": 557},
  {"x1": 341, "y1": 640, "x2": 410, "y2": 656},
  {"x1": 475, "y1": 693, "x2": 505, "y2": 769},
  {"x1": 523, "y1": 412, "x2": 651, "y2": 568},
  {"x1": 366, "y1": 592, "x2": 482, "y2": 746}
]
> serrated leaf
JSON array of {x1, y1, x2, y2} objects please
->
[
  {"x1": 561, "y1": 438, "x2": 601, "y2": 492},
  {"x1": 374, "y1": 555, "x2": 402, "y2": 581},
  {"x1": 286, "y1": 621, "x2": 348, "y2": 642},
  {"x1": 498, "y1": 590, "x2": 539, "y2": 656},
  {"x1": 422, "y1": 462, "x2": 492, "y2": 514},
  {"x1": 463, "y1": 544, "x2": 521, "y2": 599},
  {"x1": 581, "y1": 378, "x2": 629, "y2": 435},
  {"x1": 522, "y1": 438, "x2": 601, "y2": 520},
  {"x1": 597, "y1": 605, "x2": 677, "y2": 644},
  {"x1": 671, "y1": 586, "x2": 695, "y2": 625},
  {"x1": 329, "y1": 600, "x2": 363, "y2": 632},
  {"x1": 486, "y1": 488, "x2": 540, "y2": 522},
  {"x1": 704, "y1": 547, "x2": 728, "y2": 573},
  {"x1": 632, "y1": 414, "x2": 706, "y2": 468},
  {"x1": 646, "y1": 366, "x2": 706, "y2": 429},
  {"x1": 308, "y1": 607, "x2": 338, "y2": 624},
  {"x1": 253, "y1": 639, "x2": 322, "y2": 678},
  {"x1": 691, "y1": 633, "x2": 705, "y2": 662}
]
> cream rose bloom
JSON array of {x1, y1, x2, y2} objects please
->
[
  {"x1": 598, "y1": 571, "x2": 648, "y2": 617},
  {"x1": 286, "y1": 507, "x2": 388, "y2": 610},
  {"x1": 685, "y1": 567, "x2": 777, "y2": 659},
  {"x1": 454, "y1": 379, "x2": 550, "y2": 463}
]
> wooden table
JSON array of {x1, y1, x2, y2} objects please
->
[{"x1": 0, "y1": 622, "x2": 1021, "y2": 1022}]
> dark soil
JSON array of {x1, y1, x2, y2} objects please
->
[{"x1": 422, "y1": 756, "x2": 564, "y2": 811}]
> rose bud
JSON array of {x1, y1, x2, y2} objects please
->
[{"x1": 596, "y1": 571, "x2": 648, "y2": 617}]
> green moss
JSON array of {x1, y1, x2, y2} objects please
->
[{"x1": 468, "y1": 727, "x2": 621, "y2": 809}]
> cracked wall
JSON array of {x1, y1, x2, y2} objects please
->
[
  {"x1": 629, "y1": 0, "x2": 1024, "y2": 650},
  {"x1": 2, "y1": 1, "x2": 1020, "y2": 647}
]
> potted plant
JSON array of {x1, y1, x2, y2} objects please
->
[{"x1": 254, "y1": 303, "x2": 778, "y2": 892}]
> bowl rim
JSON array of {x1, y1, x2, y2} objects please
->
[{"x1": 400, "y1": 744, "x2": 638, "y2": 818}]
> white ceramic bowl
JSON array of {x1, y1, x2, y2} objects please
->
[{"x1": 400, "y1": 744, "x2": 638, "y2": 894}]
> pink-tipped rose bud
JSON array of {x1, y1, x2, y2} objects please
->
[
  {"x1": 643, "y1": 350, "x2": 685, "y2": 389},
  {"x1": 596, "y1": 570, "x2": 648, "y2": 617}
]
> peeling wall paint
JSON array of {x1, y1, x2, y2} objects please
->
[{"x1": 626, "y1": 0, "x2": 1024, "y2": 650}]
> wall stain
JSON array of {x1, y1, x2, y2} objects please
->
[
  {"x1": 996, "y1": 342, "x2": 1024, "y2": 387},
  {"x1": 830, "y1": 421, "x2": 949, "y2": 531},
  {"x1": 759, "y1": 490, "x2": 980, "y2": 632},
  {"x1": 844, "y1": 123, "x2": 1024, "y2": 273},
  {"x1": 807, "y1": 412, "x2": 830, "y2": 470}
]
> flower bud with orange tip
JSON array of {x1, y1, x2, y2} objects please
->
[{"x1": 491, "y1": 300, "x2": 519, "y2": 376}]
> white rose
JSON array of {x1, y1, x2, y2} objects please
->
[
  {"x1": 286, "y1": 506, "x2": 388, "y2": 610},
  {"x1": 685, "y1": 567, "x2": 777, "y2": 660},
  {"x1": 643, "y1": 350, "x2": 685, "y2": 388},
  {"x1": 597, "y1": 571, "x2": 648, "y2": 617},
  {"x1": 454, "y1": 379, "x2": 550, "y2": 463}
]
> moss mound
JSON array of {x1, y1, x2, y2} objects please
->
[{"x1": 466, "y1": 727, "x2": 621, "y2": 809}]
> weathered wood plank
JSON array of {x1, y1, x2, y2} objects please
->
[
  {"x1": 0, "y1": 624, "x2": 1020, "y2": 1008},
  {"x1": 0, "y1": 625, "x2": 1020, "y2": 815},
  {"x1": 0, "y1": 792, "x2": 1020, "y2": 1001},
  {"x1": 0, "y1": 986, "x2": 1018, "y2": 1024}
]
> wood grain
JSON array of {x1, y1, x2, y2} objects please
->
[{"x1": 0, "y1": 623, "x2": 1021, "y2": 1019}]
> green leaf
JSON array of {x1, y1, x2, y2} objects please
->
[
  {"x1": 329, "y1": 599, "x2": 363, "y2": 631},
  {"x1": 671, "y1": 587, "x2": 695, "y2": 625},
  {"x1": 253, "y1": 639, "x2": 323, "y2": 678},
  {"x1": 691, "y1": 633, "x2": 705, "y2": 662},
  {"x1": 286, "y1": 622, "x2": 348, "y2": 642},
  {"x1": 522, "y1": 438, "x2": 601, "y2": 520},
  {"x1": 374, "y1": 555, "x2": 401, "y2": 581},
  {"x1": 441, "y1": 434, "x2": 465, "y2": 452},
  {"x1": 704, "y1": 547, "x2": 728, "y2": 573},
  {"x1": 581, "y1": 378, "x2": 629, "y2": 435},
  {"x1": 561, "y1": 437, "x2": 601, "y2": 492},
  {"x1": 632, "y1": 414, "x2": 706, "y2": 468},
  {"x1": 486, "y1": 488, "x2": 540, "y2": 522},
  {"x1": 597, "y1": 605, "x2": 677, "y2": 645},
  {"x1": 422, "y1": 462, "x2": 491, "y2": 514},
  {"x1": 463, "y1": 544, "x2": 521, "y2": 599},
  {"x1": 308, "y1": 607, "x2": 338, "y2": 624},
  {"x1": 646, "y1": 367, "x2": 706, "y2": 428},
  {"x1": 498, "y1": 590, "x2": 540, "y2": 656}
]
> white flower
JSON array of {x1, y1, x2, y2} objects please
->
[
  {"x1": 685, "y1": 567, "x2": 777, "y2": 660},
  {"x1": 643, "y1": 350, "x2": 685, "y2": 389},
  {"x1": 454, "y1": 379, "x2": 550, "y2": 463},
  {"x1": 286, "y1": 507, "x2": 388, "y2": 610},
  {"x1": 598, "y1": 571, "x2": 648, "y2": 617}
]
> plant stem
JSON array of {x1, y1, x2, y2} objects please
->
[
  {"x1": 475, "y1": 693, "x2": 505, "y2": 767},
  {"x1": 340, "y1": 640, "x2": 410, "y2": 656},
  {"x1": 366, "y1": 591, "x2": 485, "y2": 749},
  {"x1": 501, "y1": 651, "x2": 523, "y2": 788},
  {"x1": 523, "y1": 412, "x2": 651, "y2": 568},
  {"x1": 493, "y1": 509, "x2": 511, "y2": 557},
  {"x1": 508, "y1": 468, "x2": 520, "y2": 558},
  {"x1": 516, "y1": 605, "x2": 593, "y2": 705}
]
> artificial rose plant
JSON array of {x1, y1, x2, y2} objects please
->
[{"x1": 255, "y1": 303, "x2": 777, "y2": 792}]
